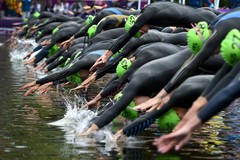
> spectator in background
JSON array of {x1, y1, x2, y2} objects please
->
[
  {"x1": 22, "y1": 0, "x2": 32, "y2": 19},
  {"x1": 53, "y1": 0, "x2": 64, "y2": 14},
  {"x1": 69, "y1": 0, "x2": 85, "y2": 16},
  {"x1": 63, "y1": 0, "x2": 69, "y2": 14},
  {"x1": 0, "y1": 0, "x2": 7, "y2": 18},
  {"x1": 189, "y1": 0, "x2": 214, "y2": 8},
  {"x1": 45, "y1": 0, "x2": 53, "y2": 12},
  {"x1": 31, "y1": 0, "x2": 41, "y2": 14}
]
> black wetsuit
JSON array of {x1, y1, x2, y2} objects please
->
[
  {"x1": 93, "y1": 46, "x2": 224, "y2": 128},
  {"x1": 36, "y1": 22, "x2": 61, "y2": 41},
  {"x1": 94, "y1": 15, "x2": 128, "y2": 35},
  {"x1": 73, "y1": 8, "x2": 140, "y2": 39},
  {"x1": 34, "y1": 24, "x2": 85, "y2": 64},
  {"x1": 95, "y1": 31, "x2": 187, "y2": 78},
  {"x1": 108, "y1": 2, "x2": 217, "y2": 54},
  {"x1": 46, "y1": 43, "x2": 86, "y2": 71},
  {"x1": 94, "y1": 48, "x2": 192, "y2": 128},
  {"x1": 100, "y1": 42, "x2": 186, "y2": 98},
  {"x1": 164, "y1": 7, "x2": 240, "y2": 94},
  {"x1": 35, "y1": 41, "x2": 115, "y2": 85},
  {"x1": 122, "y1": 75, "x2": 214, "y2": 136},
  {"x1": 198, "y1": 67, "x2": 240, "y2": 123}
]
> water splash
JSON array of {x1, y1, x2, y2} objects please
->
[
  {"x1": 9, "y1": 38, "x2": 37, "y2": 62},
  {"x1": 48, "y1": 94, "x2": 121, "y2": 151}
]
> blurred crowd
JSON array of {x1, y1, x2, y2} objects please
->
[
  {"x1": 0, "y1": 0, "x2": 239, "y2": 20},
  {"x1": 0, "y1": 0, "x2": 136, "y2": 19}
]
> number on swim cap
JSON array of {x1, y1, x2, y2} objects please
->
[
  {"x1": 220, "y1": 29, "x2": 240, "y2": 66},
  {"x1": 124, "y1": 15, "x2": 141, "y2": 38},
  {"x1": 116, "y1": 58, "x2": 132, "y2": 77},
  {"x1": 187, "y1": 21, "x2": 211, "y2": 54}
]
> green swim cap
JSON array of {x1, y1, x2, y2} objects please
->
[
  {"x1": 66, "y1": 63, "x2": 82, "y2": 84},
  {"x1": 116, "y1": 58, "x2": 132, "y2": 77},
  {"x1": 52, "y1": 27, "x2": 59, "y2": 35},
  {"x1": 23, "y1": 24, "x2": 28, "y2": 29},
  {"x1": 156, "y1": 108, "x2": 180, "y2": 131},
  {"x1": 33, "y1": 12, "x2": 41, "y2": 19},
  {"x1": 86, "y1": 15, "x2": 95, "y2": 25},
  {"x1": 50, "y1": 44, "x2": 59, "y2": 53},
  {"x1": 87, "y1": 25, "x2": 97, "y2": 38},
  {"x1": 37, "y1": 31, "x2": 42, "y2": 37},
  {"x1": 220, "y1": 29, "x2": 240, "y2": 66},
  {"x1": 23, "y1": 18, "x2": 28, "y2": 23},
  {"x1": 187, "y1": 21, "x2": 211, "y2": 54},
  {"x1": 125, "y1": 15, "x2": 141, "y2": 38},
  {"x1": 114, "y1": 92, "x2": 138, "y2": 120}
]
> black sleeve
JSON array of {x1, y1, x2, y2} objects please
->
[
  {"x1": 45, "y1": 49, "x2": 65, "y2": 65},
  {"x1": 95, "y1": 80, "x2": 140, "y2": 128},
  {"x1": 34, "y1": 42, "x2": 55, "y2": 64},
  {"x1": 201, "y1": 63, "x2": 232, "y2": 98},
  {"x1": 123, "y1": 104, "x2": 172, "y2": 136},
  {"x1": 198, "y1": 71, "x2": 240, "y2": 123},
  {"x1": 95, "y1": 18, "x2": 118, "y2": 35},
  {"x1": 205, "y1": 62, "x2": 240, "y2": 100},
  {"x1": 53, "y1": 78, "x2": 68, "y2": 85},
  {"x1": 164, "y1": 27, "x2": 229, "y2": 93},
  {"x1": 47, "y1": 55, "x2": 68, "y2": 71}
]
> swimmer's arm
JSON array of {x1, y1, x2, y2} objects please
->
[
  {"x1": 164, "y1": 31, "x2": 221, "y2": 94},
  {"x1": 45, "y1": 49, "x2": 65, "y2": 65},
  {"x1": 36, "y1": 69, "x2": 71, "y2": 85},
  {"x1": 201, "y1": 63, "x2": 232, "y2": 100},
  {"x1": 198, "y1": 77, "x2": 240, "y2": 123}
]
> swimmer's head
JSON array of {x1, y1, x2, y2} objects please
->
[
  {"x1": 66, "y1": 63, "x2": 82, "y2": 84},
  {"x1": 187, "y1": 21, "x2": 211, "y2": 54},
  {"x1": 33, "y1": 12, "x2": 41, "y2": 19},
  {"x1": 37, "y1": 31, "x2": 42, "y2": 37},
  {"x1": 114, "y1": 92, "x2": 138, "y2": 120},
  {"x1": 87, "y1": 25, "x2": 97, "y2": 38},
  {"x1": 220, "y1": 29, "x2": 240, "y2": 66},
  {"x1": 125, "y1": 15, "x2": 141, "y2": 38},
  {"x1": 86, "y1": 15, "x2": 95, "y2": 25},
  {"x1": 116, "y1": 58, "x2": 132, "y2": 77},
  {"x1": 156, "y1": 108, "x2": 180, "y2": 131}
]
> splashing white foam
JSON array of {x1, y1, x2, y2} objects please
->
[
  {"x1": 48, "y1": 95, "x2": 120, "y2": 151},
  {"x1": 9, "y1": 38, "x2": 37, "y2": 62}
]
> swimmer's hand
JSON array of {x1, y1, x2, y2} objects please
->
[
  {"x1": 19, "y1": 81, "x2": 37, "y2": 90},
  {"x1": 34, "y1": 62, "x2": 47, "y2": 71},
  {"x1": 24, "y1": 57, "x2": 36, "y2": 65},
  {"x1": 76, "y1": 124, "x2": 99, "y2": 137},
  {"x1": 134, "y1": 89, "x2": 168, "y2": 111},
  {"x1": 146, "y1": 95, "x2": 170, "y2": 113},
  {"x1": 82, "y1": 96, "x2": 101, "y2": 109},
  {"x1": 153, "y1": 113, "x2": 201, "y2": 153},
  {"x1": 173, "y1": 96, "x2": 207, "y2": 132},
  {"x1": 113, "y1": 129, "x2": 124, "y2": 141},
  {"x1": 134, "y1": 96, "x2": 161, "y2": 111},
  {"x1": 23, "y1": 51, "x2": 33, "y2": 60},
  {"x1": 71, "y1": 72, "x2": 97, "y2": 91},
  {"x1": 23, "y1": 84, "x2": 40, "y2": 96},
  {"x1": 38, "y1": 82, "x2": 53, "y2": 94},
  {"x1": 60, "y1": 36, "x2": 75, "y2": 50},
  {"x1": 89, "y1": 50, "x2": 113, "y2": 72}
]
